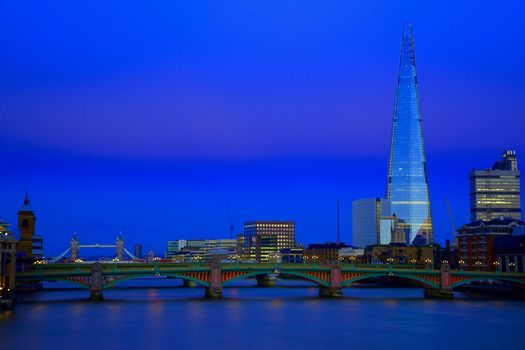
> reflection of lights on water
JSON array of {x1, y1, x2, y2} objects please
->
[
  {"x1": 270, "y1": 299, "x2": 283, "y2": 309},
  {"x1": 70, "y1": 302, "x2": 86, "y2": 316},
  {"x1": 385, "y1": 299, "x2": 398, "y2": 307},
  {"x1": 187, "y1": 301, "x2": 204, "y2": 322},
  {"x1": 147, "y1": 300, "x2": 163, "y2": 315},
  {"x1": 147, "y1": 289, "x2": 159, "y2": 298}
]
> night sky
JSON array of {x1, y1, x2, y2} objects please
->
[{"x1": 1, "y1": 1, "x2": 524, "y2": 256}]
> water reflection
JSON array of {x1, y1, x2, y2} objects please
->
[{"x1": 1, "y1": 281, "x2": 524, "y2": 350}]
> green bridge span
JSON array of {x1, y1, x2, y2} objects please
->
[{"x1": 17, "y1": 262, "x2": 525, "y2": 299}]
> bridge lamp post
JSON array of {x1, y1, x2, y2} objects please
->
[
  {"x1": 424, "y1": 258, "x2": 432, "y2": 270},
  {"x1": 508, "y1": 262, "x2": 516, "y2": 273},
  {"x1": 492, "y1": 261, "x2": 500, "y2": 272},
  {"x1": 409, "y1": 258, "x2": 416, "y2": 268},
  {"x1": 474, "y1": 260, "x2": 482, "y2": 271},
  {"x1": 458, "y1": 260, "x2": 465, "y2": 271}
]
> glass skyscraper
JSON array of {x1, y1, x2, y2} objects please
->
[{"x1": 386, "y1": 25, "x2": 434, "y2": 244}]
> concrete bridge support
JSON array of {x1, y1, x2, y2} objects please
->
[
  {"x1": 89, "y1": 262, "x2": 104, "y2": 300},
  {"x1": 183, "y1": 279, "x2": 197, "y2": 288},
  {"x1": 424, "y1": 264, "x2": 453, "y2": 299},
  {"x1": 256, "y1": 274, "x2": 277, "y2": 287},
  {"x1": 319, "y1": 264, "x2": 343, "y2": 298},
  {"x1": 205, "y1": 259, "x2": 222, "y2": 298}
]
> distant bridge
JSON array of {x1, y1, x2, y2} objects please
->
[
  {"x1": 16, "y1": 262, "x2": 525, "y2": 299},
  {"x1": 49, "y1": 234, "x2": 137, "y2": 263}
]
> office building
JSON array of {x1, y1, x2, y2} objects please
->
[
  {"x1": 134, "y1": 244, "x2": 143, "y2": 259},
  {"x1": 365, "y1": 244, "x2": 433, "y2": 265},
  {"x1": 280, "y1": 247, "x2": 304, "y2": 263},
  {"x1": 352, "y1": 198, "x2": 390, "y2": 247},
  {"x1": 379, "y1": 215, "x2": 409, "y2": 245},
  {"x1": 470, "y1": 150, "x2": 521, "y2": 221},
  {"x1": 166, "y1": 238, "x2": 237, "y2": 261},
  {"x1": 386, "y1": 25, "x2": 434, "y2": 245},
  {"x1": 242, "y1": 221, "x2": 295, "y2": 262},
  {"x1": 494, "y1": 234, "x2": 525, "y2": 273},
  {"x1": 457, "y1": 217, "x2": 524, "y2": 271},
  {"x1": 304, "y1": 242, "x2": 348, "y2": 263}
]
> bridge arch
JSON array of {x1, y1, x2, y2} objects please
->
[
  {"x1": 452, "y1": 277, "x2": 525, "y2": 289},
  {"x1": 222, "y1": 270, "x2": 274, "y2": 285},
  {"x1": 222, "y1": 270, "x2": 330, "y2": 287},
  {"x1": 341, "y1": 273, "x2": 440, "y2": 289},
  {"x1": 102, "y1": 273, "x2": 210, "y2": 289},
  {"x1": 25, "y1": 276, "x2": 92, "y2": 289}
]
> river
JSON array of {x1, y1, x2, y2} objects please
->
[{"x1": 1, "y1": 279, "x2": 524, "y2": 350}]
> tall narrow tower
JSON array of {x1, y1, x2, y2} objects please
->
[
  {"x1": 18, "y1": 193, "x2": 36, "y2": 258},
  {"x1": 386, "y1": 25, "x2": 433, "y2": 244}
]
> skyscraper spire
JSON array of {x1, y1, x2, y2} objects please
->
[{"x1": 386, "y1": 25, "x2": 434, "y2": 244}]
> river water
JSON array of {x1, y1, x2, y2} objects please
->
[{"x1": 1, "y1": 279, "x2": 524, "y2": 350}]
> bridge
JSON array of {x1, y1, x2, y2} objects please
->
[
  {"x1": 49, "y1": 233, "x2": 137, "y2": 263},
  {"x1": 16, "y1": 261, "x2": 525, "y2": 300}
]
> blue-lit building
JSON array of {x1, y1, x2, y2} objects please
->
[
  {"x1": 386, "y1": 25, "x2": 434, "y2": 244},
  {"x1": 352, "y1": 198, "x2": 390, "y2": 247}
]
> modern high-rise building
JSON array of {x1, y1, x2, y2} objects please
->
[
  {"x1": 352, "y1": 198, "x2": 390, "y2": 247},
  {"x1": 470, "y1": 150, "x2": 521, "y2": 221},
  {"x1": 379, "y1": 215, "x2": 409, "y2": 245},
  {"x1": 134, "y1": 244, "x2": 143, "y2": 259},
  {"x1": 242, "y1": 221, "x2": 295, "y2": 262},
  {"x1": 386, "y1": 25, "x2": 434, "y2": 245}
]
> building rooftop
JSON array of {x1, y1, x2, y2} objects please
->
[{"x1": 463, "y1": 217, "x2": 524, "y2": 228}]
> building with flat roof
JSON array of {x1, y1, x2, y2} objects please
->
[
  {"x1": 352, "y1": 198, "x2": 390, "y2": 248},
  {"x1": 166, "y1": 239, "x2": 237, "y2": 261},
  {"x1": 242, "y1": 221, "x2": 295, "y2": 262},
  {"x1": 470, "y1": 150, "x2": 521, "y2": 222},
  {"x1": 304, "y1": 242, "x2": 348, "y2": 263}
]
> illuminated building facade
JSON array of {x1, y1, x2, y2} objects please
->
[
  {"x1": 386, "y1": 24, "x2": 433, "y2": 244},
  {"x1": 352, "y1": 198, "x2": 390, "y2": 247},
  {"x1": 304, "y1": 242, "x2": 348, "y2": 263},
  {"x1": 470, "y1": 150, "x2": 521, "y2": 221},
  {"x1": 380, "y1": 215, "x2": 409, "y2": 245},
  {"x1": 243, "y1": 221, "x2": 295, "y2": 262},
  {"x1": 166, "y1": 239, "x2": 237, "y2": 260},
  {"x1": 365, "y1": 244, "x2": 433, "y2": 265},
  {"x1": 457, "y1": 217, "x2": 524, "y2": 271}
]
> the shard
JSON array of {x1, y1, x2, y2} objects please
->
[{"x1": 386, "y1": 24, "x2": 434, "y2": 244}]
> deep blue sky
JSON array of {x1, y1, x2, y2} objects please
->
[{"x1": 1, "y1": 1, "x2": 524, "y2": 255}]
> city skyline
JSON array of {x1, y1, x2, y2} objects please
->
[{"x1": 1, "y1": 1, "x2": 525, "y2": 255}]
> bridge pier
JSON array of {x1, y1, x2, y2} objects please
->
[
  {"x1": 424, "y1": 264, "x2": 454, "y2": 299},
  {"x1": 183, "y1": 279, "x2": 197, "y2": 288},
  {"x1": 205, "y1": 259, "x2": 222, "y2": 298},
  {"x1": 256, "y1": 274, "x2": 277, "y2": 287},
  {"x1": 319, "y1": 286, "x2": 343, "y2": 298},
  {"x1": 319, "y1": 264, "x2": 343, "y2": 298},
  {"x1": 89, "y1": 262, "x2": 104, "y2": 300}
]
